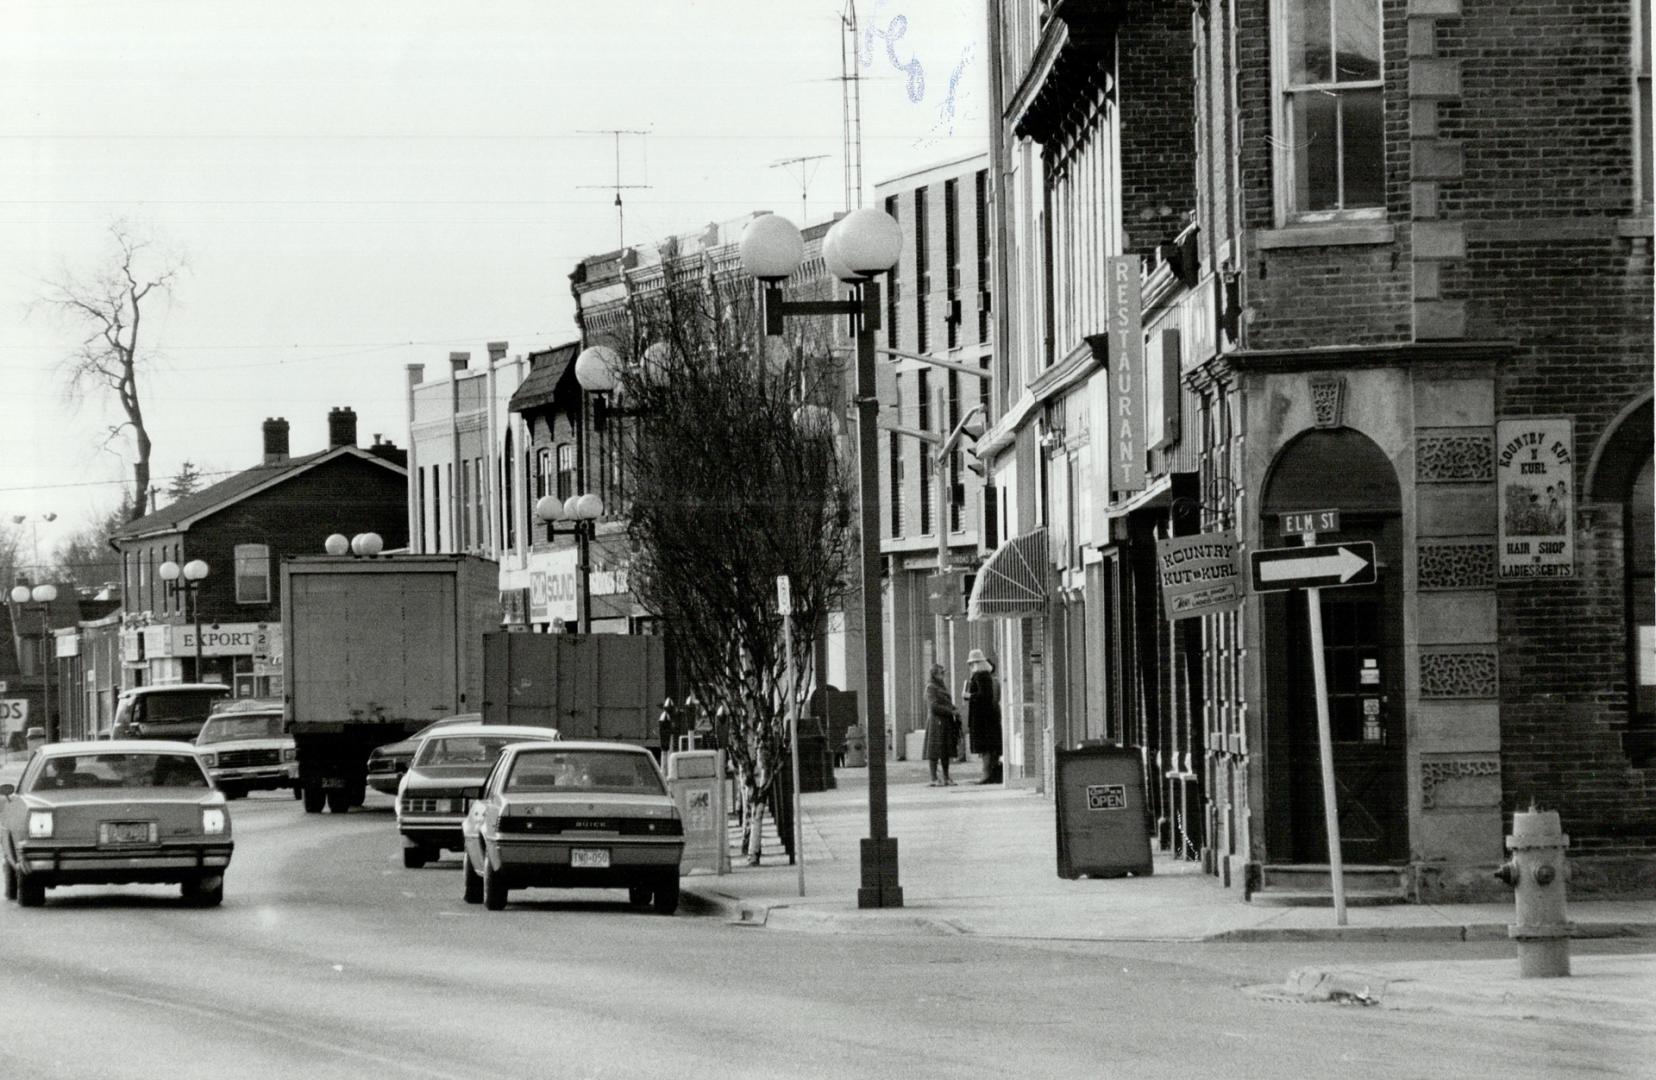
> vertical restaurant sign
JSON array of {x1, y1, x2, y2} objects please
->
[
  {"x1": 1107, "y1": 255, "x2": 1145, "y2": 493},
  {"x1": 1496, "y1": 416, "x2": 1574, "y2": 578}
]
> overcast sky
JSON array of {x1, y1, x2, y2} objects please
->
[{"x1": 1, "y1": 0, "x2": 987, "y2": 574}]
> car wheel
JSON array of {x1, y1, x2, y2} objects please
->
[
  {"x1": 401, "y1": 844, "x2": 429, "y2": 870},
  {"x1": 481, "y1": 851, "x2": 508, "y2": 911},
  {"x1": 302, "y1": 786, "x2": 325, "y2": 814},
  {"x1": 628, "y1": 886, "x2": 652, "y2": 907},
  {"x1": 182, "y1": 875, "x2": 225, "y2": 908},
  {"x1": 325, "y1": 788, "x2": 352, "y2": 814},
  {"x1": 17, "y1": 874, "x2": 45, "y2": 908},
  {"x1": 462, "y1": 852, "x2": 483, "y2": 905},
  {"x1": 292, "y1": 785, "x2": 303, "y2": 800},
  {"x1": 2, "y1": 858, "x2": 16, "y2": 901},
  {"x1": 652, "y1": 875, "x2": 680, "y2": 915}
]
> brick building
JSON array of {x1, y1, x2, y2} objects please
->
[
  {"x1": 989, "y1": 0, "x2": 1653, "y2": 898},
  {"x1": 89, "y1": 409, "x2": 407, "y2": 709}
]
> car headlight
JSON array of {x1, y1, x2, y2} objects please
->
[
  {"x1": 281, "y1": 748, "x2": 297, "y2": 762},
  {"x1": 201, "y1": 752, "x2": 219, "y2": 768},
  {"x1": 201, "y1": 808, "x2": 227, "y2": 835},
  {"x1": 27, "y1": 810, "x2": 53, "y2": 838}
]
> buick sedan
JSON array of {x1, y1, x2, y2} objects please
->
[
  {"x1": 0, "y1": 742, "x2": 233, "y2": 907},
  {"x1": 461, "y1": 742, "x2": 683, "y2": 914}
]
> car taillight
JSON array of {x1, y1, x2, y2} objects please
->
[
  {"x1": 202, "y1": 808, "x2": 227, "y2": 835},
  {"x1": 27, "y1": 810, "x2": 53, "y2": 838}
]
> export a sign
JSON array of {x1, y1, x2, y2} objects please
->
[
  {"x1": 1154, "y1": 530, "x2": 1244, "y2": 621},
  {"x1": 1497, "y1": 417, "x2": 1574, "y2": 579},
  {"x1": 143, "y1": 622, "x2": 273, "y2": 658}
]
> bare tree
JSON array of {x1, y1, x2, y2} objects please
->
[
  {"x1": 39, "y1": 221, "x2": 184, "y2": 522},
  {"x1": 608, "y1": 260, "x2": 854, "y2": 863}
]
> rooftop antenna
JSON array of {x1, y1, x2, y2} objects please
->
[
  {"x1": 578, "y1": 128, "x2": 652, "y2": 251},
  {"x1": 840, "y1": 1, "x2": 865, "y2": 210},
  {"x1": 771, "y1": 154, "x2": 831, "y2": 223}
]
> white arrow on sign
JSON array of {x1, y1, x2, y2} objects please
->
[{"x1": 1259, "y1": 546, "x2": 1370, "y2": 584}]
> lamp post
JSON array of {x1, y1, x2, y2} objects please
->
[
  {"x1": 741, "y1": 206, "x2": 905, "y2": 909},
  {"x1": 535, "y1": 493, "x2": 602, "y2": 633},
  {"x1": 158, "y1": 559, "x2": 210, "y2": 680},
  {"x1": 9, "y1": 582, "x2": 58, "y2": 741}
]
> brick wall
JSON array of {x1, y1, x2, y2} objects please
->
[{"x1": 1118, "y1": 0, "x2": 1197, "y2": 254}]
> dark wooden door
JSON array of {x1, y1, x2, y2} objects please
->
[{"x1": 1281, "y1": 516, "x2": 1407, "y2": 864}]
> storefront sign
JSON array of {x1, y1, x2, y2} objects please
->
[
  {"x1": 0, "y1": 699, "x2": 29, "y2": 729},
  {"x1": 141, "y1": 623, "x2": 274, "y2": 658},
  {"x1": 1154, "y1": 530, "x2": 1244, "y2": 620},
  {"x1": 54, "y1": 632, "x2": 78, "y2": 658},
  {"x1": 1106, "y1": 254, "x2": 1145, "y2": 493},
  {"x1": 1497, "y1": 417, "x2": 1574, "y2": 578},
  {"x1": 528, "y1": 548, "x2": 580, "y2": 625}
]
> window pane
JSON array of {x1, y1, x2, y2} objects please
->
[
  {"x1": 1640, "y1": 78, "x2": 1653, "y2": 206},
  {"x1": 235, "y1": 544, "x2": 270, "y2": 604},
  {"x1": 1290, "y1": 90, "x2": 1340, "y2": 210},
  {"x1": 1341, "y1": 88, "x2": 1385, "y2": 207},
  {"x1": 1334, "y1": 0, "x2": 1380, "y2": 82},
  {"x1": 1286, "y1": 0, "x2": 1333, "y2": 83}
]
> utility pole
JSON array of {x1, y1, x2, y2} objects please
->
[
  {"x1": 840, "y1": 1, "x2": 865, "y2": 211},
  {"x1": 579, "y1": 129, "x2": 652, "y2": 251}
]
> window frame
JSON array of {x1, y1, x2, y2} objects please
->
[
  {"x1": 1636, "y1": 0, "x2": 1653, "y2": 211},
  {"x1": 1271, "y1": 0, "x2": 1387, "y2": 224},
  {"x1": 233, "y1": 543, "x2": 272, "y2": 605}
]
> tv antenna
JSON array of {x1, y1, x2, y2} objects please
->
[
  {"x1": 578, "y1": 128, "x2": 652, "y2": 250},
  {"x1": 770, "y1": 154, "x2": 831, "y2": 223},
  {"x1": 840, "y1": 1, "x2": 864, "y2": 210}
]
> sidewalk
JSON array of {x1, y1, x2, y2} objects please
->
[{"x1": 679, "y1": 758, "x2": 1656, "y2": 1031}]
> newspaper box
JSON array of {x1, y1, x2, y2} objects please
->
[
  {"x1": 1053, "y1": 745, "x2": 1153, "y2": 879},
  {"x1": 667, "y1": 749, "x2": 728, "y2": 875}
]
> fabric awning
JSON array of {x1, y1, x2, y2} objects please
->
[{"x1": 967, "y1": 527, "x2": 1049, "y2": 621}]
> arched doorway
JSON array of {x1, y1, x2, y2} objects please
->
[
  {"x1": 1586, "y1": 395, "x2": 1654, "y2": 766},
  {"x1": 1262, "y1": 428, "x2": 1407, "y2": 865}
]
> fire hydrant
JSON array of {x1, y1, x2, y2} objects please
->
[{"x1": 1494, "y1": 808, "x2": 1572, "y2": 978}]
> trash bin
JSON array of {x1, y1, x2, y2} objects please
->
[
  {"x1": 1053, "y1": 745, "x2": 1153, "y2": 879},
  {"x1": 841, "y1": 724, "x2": 867, "y2": 768},
  {"x1": 903, "y1": 728, "x2": 926, "y2": 762}
]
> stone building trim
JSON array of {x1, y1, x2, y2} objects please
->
[
  {"x1": 1420, "y1": 753, "x2": 1501, "y2": 810},
  {"x1": 1417, "y1": 539, "x2": 1496, "y2": 590},
  {"x1": 1415, "y1": 430, "x2": 1494, "y2": 482},
  {"x1": 1419, "y1": 647, "x2": 1499, "y2": 698}
]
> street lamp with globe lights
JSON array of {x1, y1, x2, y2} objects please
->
[
  {"x1": 9, "y1": 582, "x2": 59, "y2": 741},
  {"x1": 158, "y1": 559, "x2": 210, "y2": 679},
  {"x1": 741, "y1": 207, "x2": 905, "y2": 909},
  {"x1": 534, "y1": 493, "x2": 602, "y2": 633}
]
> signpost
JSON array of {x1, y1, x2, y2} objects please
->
[
  {"x1": 1249, "y1": 519, "x2": 1376, "y2": 926},
  {"x1": 777, "y1": 575, "x2": 804, "y2": 897}
]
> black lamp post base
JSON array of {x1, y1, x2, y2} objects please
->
[{"x1": 857, "y1": 837, "x2": 904, "y2": 908}]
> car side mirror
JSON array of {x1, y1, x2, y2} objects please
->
[{"x1": 0, "y1": 783, "x2": 14, "y2": 797}]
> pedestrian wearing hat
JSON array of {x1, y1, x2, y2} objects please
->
[
  {"x1": 964, "y1": 649, "x2": 1002, "y2": 784},
  {"x1": 922, "y1": 663, "x2": 960, "y2": 786}
]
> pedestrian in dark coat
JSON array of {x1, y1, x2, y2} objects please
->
[
  {"x1": 922, "y1": 663, "x2": 959, "y2": 786},
  {"x1": 963, "y1": 649, "x2": 1002, "y2": 784}
]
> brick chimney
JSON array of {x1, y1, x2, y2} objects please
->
[
  {"x1": 450, "y1": 351, "x2": 470, "y2": 373},
  {"x1": 487, "y1": 341, "x2": 508, "y2": 363},
  {"x1": 262, "y1": 417, "x2": 290, "y2": 465},
  {"x1": 327, "y1": 406, "x2": 357, "y2": 449}
]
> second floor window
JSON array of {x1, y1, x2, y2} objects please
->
[
  {"x1": 235, "y1": 544, "x2": 271, "y2": 604},
  {"x1": 556, "y1": 444, "x2": 577, "y2": 503},
  {"x1": 1277, "y1": 0, "x2": 1384, "y2": 219}
]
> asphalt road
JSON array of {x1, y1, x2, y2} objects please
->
[{"x1": 0, "y1": 791, "x2": 1647, "y2": 1079}]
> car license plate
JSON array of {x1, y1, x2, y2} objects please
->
[
  {"x1": 571, "y1": 848, "x2": 610, "y2": 869},
  {"x1": 321, "y1": 777, "x2": 347, "y2": 789},
  {"x1": 100, "y1": 821, "x2": 155, "y2": 846}
]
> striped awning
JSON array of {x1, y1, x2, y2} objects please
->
[{"x1": 967, "y1": 528, "x2": 1049, "y2": 621}]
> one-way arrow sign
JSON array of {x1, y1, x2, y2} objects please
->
[{"x1": 1250, "y1": 541, "x2": 1377, "y2": 593}]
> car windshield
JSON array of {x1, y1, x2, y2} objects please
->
[
  {"x1": 503, "y1": 750, "x2": 664, "y2": 795},
  {"x1": 414, "y1": 734, "x2": 543, "y2": 769},
  {"x1": 141, "y1": 690, "x2": 230, "y2": 724},
  {"x1": 197, "y1": 715, "x2": 284, "y2": 743},
  {"x1": 28, "y1": 752, "x2": 210, "y2": 792}
]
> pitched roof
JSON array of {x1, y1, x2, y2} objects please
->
[
  {"x1": 111, "y1": 445, "x2": 405, "y2": 542},
  {"x1": 508, "y1": 341, "x2": 580, "y2": 413}
]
